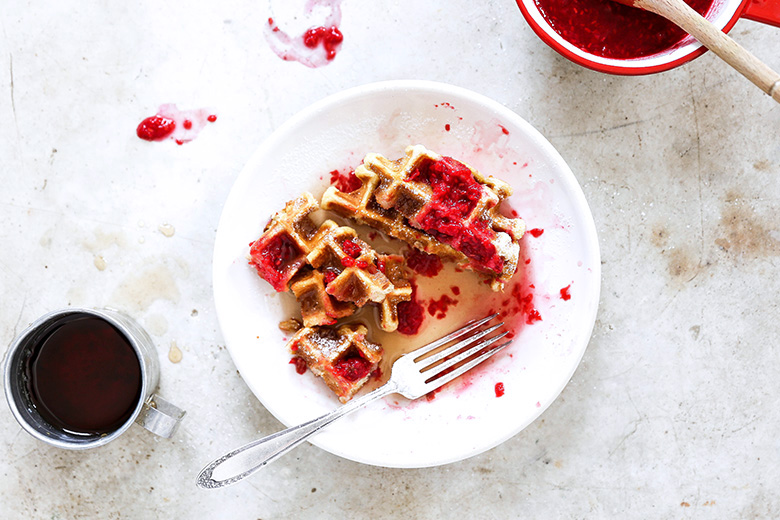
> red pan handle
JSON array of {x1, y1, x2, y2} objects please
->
[{"x1": 743, "y1": 0, "x2": 780, "y2": 27}]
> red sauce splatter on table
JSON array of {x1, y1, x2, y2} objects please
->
[
  {"x1": 289, "y1": 357, "x2": 307, "y2": 375},
  {"x1": 560, "y1": 284, "x2": 572, "y2": 301},
  {"x1": 494, "y1": 382, "x2": 505, "y2": 398},
  {"x1": 136, "y1": 116, "x2": 175, "y2": 141},
  {"x1": 264, "y1": 0, "x2": 344, "y2": 68},
  {"x1": 303, "y1": 26, "x2": 343, "y2": 60},
  {"x1": 528, "y1": 228, "x2": 544, "y2": 238},
  {"x1": 534, "y1": 0, "x2": 715, "y2": 59},
  {"x1": 405, "y1": 248, "x2": 443, "y2": 277},
  {"x1": 329, "y1": 168, "x2": 362, "y2": 192},
  {"x1": 136, "y1": 104, "x2": 217, "y2": 145},
  {"x1": 445, "y1": 124, "x2": 451, "y2": 132}
]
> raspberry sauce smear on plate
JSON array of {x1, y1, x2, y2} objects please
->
[{"x1": 535, "y1": 0, "x2": 715, "y2": 58}]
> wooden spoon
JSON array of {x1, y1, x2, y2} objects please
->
[{"x1": 611, "y1": 0, "x2": 780, "y2": 103}]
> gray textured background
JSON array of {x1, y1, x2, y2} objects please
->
[{"x1": 2, "y1": 0, "x2": 779, "y2": 517}]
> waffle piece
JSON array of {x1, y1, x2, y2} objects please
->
[
  {"x1": 289, "y1": 268, "x2": 355, "y2": 327},
  {"x1": 306, "y1": 220, "x2": 393, "y2": 306},
  {"x1": 321, "y1": 145, "x2": 526, "y2": 291},
  {"x1": 248, "y1": 192, "x2": 320, "y2": 292},
  {"x1": 376, "y1": 254, "x2": 412, "y2": 332},
  {"x1": 288, "y1": 323, "x2": 382, "y2": 403},
  {"x1": 249, "y1": 193, "x2": 397, "y2": 311}
]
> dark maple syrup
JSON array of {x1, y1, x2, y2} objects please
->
[{"x1": 25, "y1": 313, "x2": 142, "y2": 435}]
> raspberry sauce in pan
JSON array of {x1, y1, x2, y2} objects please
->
[{"x1": 535, "y1": 0, "x2": 715, "y2": 58}]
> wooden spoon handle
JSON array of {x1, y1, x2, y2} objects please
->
[{"x1": 636, "y1": 0, "x2": 780, "y2": 102}]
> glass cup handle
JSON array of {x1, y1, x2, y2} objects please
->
[{"x1": 135, "y1": 394, "x2": 186, "y2": 438}]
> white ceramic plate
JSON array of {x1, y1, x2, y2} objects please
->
[{"x1": 212, "y1": 80, "x2": 600, "y2": 468}]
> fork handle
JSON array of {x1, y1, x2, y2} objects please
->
[{"x1": 196, "y1": 380, "x2": 399, "y2": 489}]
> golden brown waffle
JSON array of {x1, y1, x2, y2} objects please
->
[
  {"x1": 289, "y1": 268, "x2": 355, "y2": 327},
  {"x1": 376, "y1": 254, "x2": 412, "y2": 332},
  {"x1": 306, "y1": 220, "x2": 393, "y2": 307},
  {"x1": 321, "y1": 145, "x2": 526, "y2": 291},
  {"x1": 249, "y1": 193, "x2": 415, "y2": 333},
  {"x1": 248, "y1": 192, "x2": 321, "y2": 292},
  {"x1": 288, "y1": 323, "x2": 382, "y2": 403},
  {"x1": 249, "y1": 193, "x2": 397, "y2": 309}
]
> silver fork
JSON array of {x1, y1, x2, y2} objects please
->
[{"x1": 196, "y1": 314, "x2": 509, "y2": 489}]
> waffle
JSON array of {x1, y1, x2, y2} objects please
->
[
  {"x1": 288, "y1": 323, "x2": 382, "y2": 403},
  {"x1": 306, "y1": 220, "x2": 393, "y2": 307},
  {"x1": 289, "y1": 268, "x2": 355, "y2": 327},
  {"x1": 376, "y1": 254, "x2": 412, "y2": 332},
  {"x1": 248, "y1": 192, "x2": 320, "y2": 292},
  {"x1": 288, "y1": 255, "x2": 411, "y2": 331},
  {"x1": 321, "y1": 145, "x2": 526, "y2": 291},
  {"x1": 248, "y1": 193, "x2": 397, "y2": 310}
]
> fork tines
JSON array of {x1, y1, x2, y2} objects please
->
[{"x1": 413, "y1": 313, "x2": 512, "y2": 389}]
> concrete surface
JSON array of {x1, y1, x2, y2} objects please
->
[{"x1": 2, "y1": 0, "x2": 779, "y2": 517}]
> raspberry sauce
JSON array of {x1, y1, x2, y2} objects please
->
[
  {"x1": 329, "y1": 168, "x2": 362, "y2": 193},
  {"x1": 333, "y1": 356, "x2": 373, "y2": 382},
  {"x1": 405, "y1": 248, "x2": 443, "y2": 277},
  {"x1": 136, "y1": 116, "x2": 175, "y2": 141},
  {"x1": 136, "y1": 104, "x2": 217, "y2": 145},
  {"x1": 289, "y1": 356, "x2": 308, "y2": 374},
  {"x1": 264, "y1": 0, "x2": 344, "y2": 68},
  {"x1": 535, "y1": 0, "x2": 715, "y2": 59},
  {"x1": 303, "y1": 26, "x2": 343, "y2": 60},
  {"x1": 249, "y1": 234, "x2": 304, "y2": 292},
  {"x1": 397, "y1": 282, "x2": 425, "y2": 335},
  {"x1": 408, "y1": 157, "x2": 504, "y2": 273},
  {"x1": 427, "y1": 294, "x2": 458, "y2": 319}
]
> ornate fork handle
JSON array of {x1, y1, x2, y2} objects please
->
[
  {"x1": 196, "y1": 381, "x2": 399, "y2": 489},
  {"x1": 197, "y1": 314, "x2": 507, "y2": 489}
]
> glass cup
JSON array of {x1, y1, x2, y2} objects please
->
[
  {"x1": 3, "y1": 307, "x2": 185, "y2": 450},
  {"x1": 516, "y1": 0, "x2": 780, "y2": 75}
]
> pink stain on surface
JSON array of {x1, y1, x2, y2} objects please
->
[
  {"x1": 136, "y1": 104, "x2": 217, "y2": 145},
  {"x1": 265, "y1": 0, "x2": 344, "y2": 68}
]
